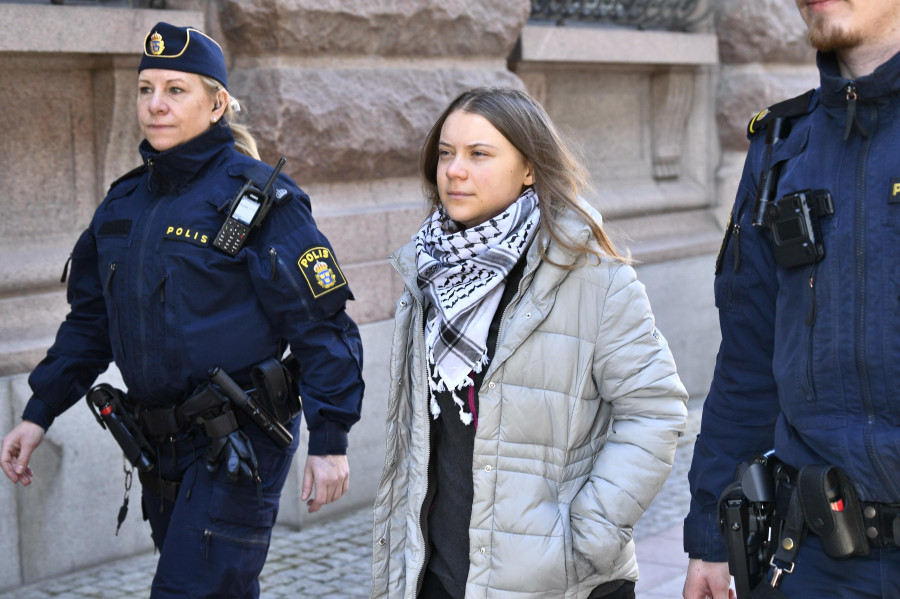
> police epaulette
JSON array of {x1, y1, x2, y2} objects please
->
[
  {"x1": 241, "y1": 163, "x2": 291, "y2": 205},
  {"x1": 107, "y1": 164, "x2": 147, "y2": 192},
  {"x1": 747, "y1": 89, "x2": 815, "y2": 136}
]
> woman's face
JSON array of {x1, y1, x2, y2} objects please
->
[
  {"x1": 436, "y1": 110, "x2": 534, "y2": 229},
  {"x1": 137, "y1": 69, "x2": 226, "y2": 152}
]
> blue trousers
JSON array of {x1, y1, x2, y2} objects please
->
[
  {"x1": 776, "y1": 534, "x2": 900, "y2": 599},
  {"x1": 141, "y1": 417, "x2": 300, "y2": 599}
]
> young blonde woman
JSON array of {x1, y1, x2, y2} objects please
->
[{"x1": 370, "y1": 87, "x2": 688, "y2": 599}]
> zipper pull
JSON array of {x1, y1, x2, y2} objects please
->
[
  {"x1": 806, "y1": 272, "x2": 817, "y2": 325},
  {"x1": 154, "y1": 274, "x2": 168, "y2": 303},
  {"x1": 843, "y1": 84, "x2": 868, "y2": 140},
  {"x1": 146, "y1": 157, "x2": 155, "y2": 190},
  {"x1": 104, "y1": 262, "x2": 117, "y2": 294},
  {"x1": 269, "y1": 247, "x2": 279, "y2": 281},
  {"x1": 60, "y1": 254, "x2": 72, "y2": 284}
]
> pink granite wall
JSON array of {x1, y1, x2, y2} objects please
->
[{"x1": 716, "y1": 0, "x2": 816, "y2": 150}]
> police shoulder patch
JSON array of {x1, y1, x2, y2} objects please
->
[{"x1": 297, "y1": 246, "x2": 347, "y2": 298}]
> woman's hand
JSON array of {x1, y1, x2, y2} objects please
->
[
  {"x1": 0, "y1": 420, "x2": 45, "y2": 486},
  {"x1": 301, "y1": 454, "x2": 350, "y2": 513}
]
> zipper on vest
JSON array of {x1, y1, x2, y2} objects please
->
[
  {"x1": 133, "y1": 193, "x2": 166, "y2": 398},
  {"x1": 805, "y1": 267, "x2": 819, "y2": 401},
  {"x1": 843, "y1": 83, "x2": 868, "y2": 140},
  {"x1": 850, "y1": 104, "x2": 897, "y2": 495}
]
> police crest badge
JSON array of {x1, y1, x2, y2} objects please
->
[
  {"x1": 149, "y1": 31, "x2": 165, "y2": 55},
  {"x1": 297, "y1": 246, "x2": 347, "y2": 298}
]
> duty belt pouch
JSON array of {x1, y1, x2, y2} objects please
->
[
  {"x1": 251, "y1": 357, "x2": 301, "y2": 424},
  {"x1": 797, "y1": 464, "x2": 869, "y2": 558},
  {"x1": 180, "y1": 382, "x2": 239, "y2": 438}
]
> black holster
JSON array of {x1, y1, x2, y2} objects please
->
[
  {"x1": 86, "y1": 383, "x2": 156, "y2": 472},
  {"x1": 208, "y1": 365, "x2": 295, "y2": 449},
  {"x1": 718, "y1": 453, "x2": 783, "y2": 599}
]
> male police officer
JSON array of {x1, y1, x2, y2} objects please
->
[{"x1": 683, "y1": 2, "x2": 900, "y2": 598}]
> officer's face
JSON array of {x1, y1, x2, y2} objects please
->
[
  {"x1": 436, "y1": 110, "x2": 534, "y2": 230},
  {"x1": 137, "y1": 69, "x2": 224, "y2": 152},
  {"x1": 796, "y1": 0, "x2": 900, "y2": 52}
]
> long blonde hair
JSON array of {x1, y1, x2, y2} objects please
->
[
  {"x1": 201, "y1": 76, "x2": 259, "y2": 160},
  {"x1": 420, "y1": 87, "x2": 629, "y2": 267}
]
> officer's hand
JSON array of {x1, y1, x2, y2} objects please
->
[
  {"x1": 301, "y1": 454, "x2": 349, "y2": 513},
  {"x1": 683, "y1": 559, "x2": 735, "y2": 599},
  {"x1": 0, "y1": 420, "x2": 45, "y2": 486}
]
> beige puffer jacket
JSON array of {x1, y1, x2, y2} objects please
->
[{"x1": 370, "y1": 205, "x2": 688, "y2": 598}]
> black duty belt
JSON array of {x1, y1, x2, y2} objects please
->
[
  {"x1": 860, "y1": 502, "x2": 900, "y2": 549},
  {"x1": 776, "y1": 460, "x2": 900, "y2": 551},
  {"x1": 137, "y1": 383, "x2": 245, "y2": 439}
]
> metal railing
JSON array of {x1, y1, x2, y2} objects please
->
[
  {"x1": 7, "y1": 0, "x2": 703, "y2": 29},
  {"x1": 1, "y1": 0, "x2": 165, "y2": 6},
  {"x1": 530, "y1": 0, "x2": 708, "y2": 31}
]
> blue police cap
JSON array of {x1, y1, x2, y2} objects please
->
[{"x1": 138, "y1": 22, "x2": 227, "y2": 88}]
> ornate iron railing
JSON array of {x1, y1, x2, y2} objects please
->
[
  {"x1": 2, "y1": 0, "x2": 165, "y2": 6},
  {"x1": 530, "y1": 0, "x2": 708, "y2": 31}
]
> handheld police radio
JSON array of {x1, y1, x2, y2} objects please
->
[
  {"x1": 213, "y1": 157, "x2": 287, "y2": 256},
  {"x1": 86, "y1": 384, "x2": 155, "y2": 472}
]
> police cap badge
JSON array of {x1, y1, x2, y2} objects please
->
[{"x1": 138, "y1": 22, "x2": 227, "y2": 89}]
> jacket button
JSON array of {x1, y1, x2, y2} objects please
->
[
  {"x1": 488, "y1": 382, "x2": 495, "y2": 389},
  {"x1": 485, "y1": 465, "x2": 492, "y2": 472},
  {"x1": 480, "y1": 547, "x2": 486, "y2": 554},
  {"x1": 525, "y1": 312, "x2": 532, "y2": 318},
  {"x1": 378, "y1": 538, "x2": 386, "y2": 546}
]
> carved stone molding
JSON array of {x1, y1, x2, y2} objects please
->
[{"x1": 651, "y1": 69, "x2": 693, "y2": 180}]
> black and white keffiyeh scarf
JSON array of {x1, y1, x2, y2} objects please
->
[{"x1": 415, "y1": 188, "x2": 540, "y2": 424}]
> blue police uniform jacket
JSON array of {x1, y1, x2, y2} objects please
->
[
  {"x1": 23, "y1": 124, "x2": 364, "y2": 456},
  {"x1": 684, "y1": 49, "x2": 900, "y2": 560}
]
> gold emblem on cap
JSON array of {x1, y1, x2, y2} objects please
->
[{"x1": 149, "y1": 31, "x2": 165, "y2": 56}]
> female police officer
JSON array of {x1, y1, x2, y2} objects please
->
[{"x1": 0, "y1": 22, "x2": 364, "y2": 598}]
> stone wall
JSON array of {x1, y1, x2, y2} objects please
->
[
  {"x1": 0, "y1": 0, "x2": 815, "y2": 590},
  {"x1": 713, "y1": 0, "x2": 818, "y2": 222},
  {"x1": 508, "y1": 15, "x2": 725, "y2": 400}
]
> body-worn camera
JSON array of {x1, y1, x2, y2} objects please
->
[{"x1": 766, "y1": 188, "x2": 834, "y2": 269}]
